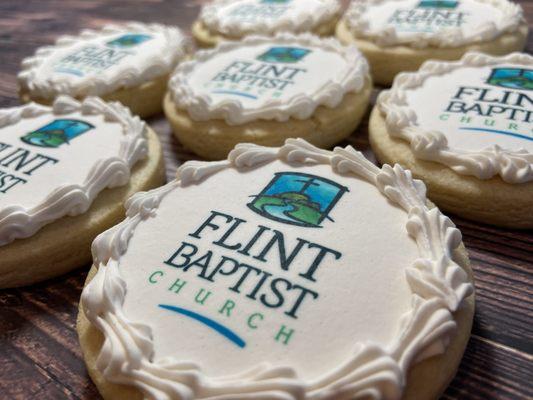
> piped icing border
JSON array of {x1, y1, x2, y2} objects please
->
[
  {"x1": 0, "y1": 96, "x2": 147, "y2": 246},
  {"x1": 200, "y1": 0, "x2": 341, "y2": 37},
  {"x1": 377, "y1": 52, "x2": 533, "y2": 184},
  {"x1": 82, "y1": 138, "x2": 473, "y2": 400},
  {"x1": 344, "y1": 0, "x2": 524, "y2": 48},
  {"x1": 168, "y1": 33, "x2": 369, "y2": 125},
  {"x1": 18, "y1": 22, "x2": 189, "y2": 100}
]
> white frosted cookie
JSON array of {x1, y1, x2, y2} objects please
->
[
  {"x1": 78, "y1": 138, "x2": 474, "y2": 400},
  {"x1": 336, "y1": 0, "x2": 528, "y2": 85},
  {"x1": 164, "y1": 33, "x2": 372, "y2": 160},
  {"x1": 370, "y1": 52, "x2": 533, "y2": 228},
  {"x1": 192, "y1": 0, "x2": 341, "y2": 47},
  {"x1": 0, "y1": 96, "x2": 165, "y2": 288},
  {"x1": 18, "y1": 22, "x2": 189, "y2": 117}
]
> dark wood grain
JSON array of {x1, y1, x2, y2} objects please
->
[{"x1": 0, "y1": 1, "x2": 532, "y2": 399}]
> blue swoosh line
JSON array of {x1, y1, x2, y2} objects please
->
[
  {"x1": 459, "y1": 127, "x2": 532, "y2": 142},
  {"x1": 55, "y1": 68, "x2": 84, "y2": 77},
  {"x1": 211, "y1": 90, "x2": 258, "y2": 99},
  {"x1": 158, "y1": 304, "x2": 246, "y2": 348}
]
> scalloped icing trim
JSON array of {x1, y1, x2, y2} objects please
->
[
  {"x1": 344, "y1": 0, "x2": 524, "y2": 48},
  {"x1": 18, "y1": 22, "x2": 189, "y2": 99},
  {"x1": 0, "y1": 95, "x2": 147, "y2": 246},
  {"x1": 81, "y1": 138, "x2": 473, "y2": 400},
  {"x1": 377, "y1": 51, "x2": 533, "y2": 184},
  {"x1": 168, "y1": 33, "x2": 369, "y2": 125},
  {"x1": 200, "y1": 0, "x2": 341, "y2": 37}
]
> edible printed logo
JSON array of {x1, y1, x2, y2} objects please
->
[
  {"x1": 487, "y1": 68, "x2": 533, "y2": 91},
  {"x1": 54, "y1": 33, "x2": 152, "y2": 77},
  {"x1": 417, "y1": 0, "x2": 459, "y2": 8},
  {"x1": 20, "y1": 119, "x2": 94, "y2": 148},
  {"x1": 229, "y1": 0, "x2": 291, "y2": 20},
  {"x1": 256, "y1": 47, "x2": 311, "y2": 64},
  {"x1": 207, "y1": 47, "x2": 310, "y2": 99},
  {"x1": 157, "y1": 171, "x2": 346, "y2": 348},
  {"x1": 106, "y1": 33, "x2": 152, "y2": 48},
  {"x1": 390, "y1": 0, "x2": 465, "y2": 32},
  {"x1": 248, "y1": 172, "x2": 348, "y2": 227},
  {"x1": 440, "y1": 66, "x2": 533, "y2": 143}
]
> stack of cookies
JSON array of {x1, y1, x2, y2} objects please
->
[{"x1": 2, "y1": 1, "x2": 530, "y2": 399}]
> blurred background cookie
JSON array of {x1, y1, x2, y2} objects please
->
[
  {"x1": 0, "y1": 96, "x2": 165, "y2": 288},
  {"x1": 370, "y1": 52, "x2": 533, "y2": 228},
  {"x1": 18, "y1": 22, "x2": 189, "y2": 117},
  {"x1": 193, "y1": 0, "x2": 341, "y2": 47},
  {"x1": 337, "y1": 0, "x2": 528, "y2": 85},
  {"x1": 165, "y1": 33, "x2": 372, "y2": 159}
]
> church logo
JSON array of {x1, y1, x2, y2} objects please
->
[
  {"x1": 417, "y1": 0, "x2": 459, "y2": 9},
  {"x1": 21, "y1": 119, "x2": 94, "y2": 148},
  {"x1": 486, "y1": 67, "x2": 533, "y2": 91},
  {"x1": 248, "y1": 172, "x2": 348, "y2": 227},
  {"x1": 106, "y1": 33, "x2": 152, "y2": 48},
  {"x1": 257, "y1": 47, "x2": 311, "y2": 64}
]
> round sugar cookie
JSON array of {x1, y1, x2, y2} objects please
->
[
  {"x1": 78, "y1": 138, "x2": 474, "y2": 400},
  {"x1": 192, "y1": 0, "x2": 341, "y2": 48},
  {"x1": 370, "y1": 52, "x2": 533, "y2": 228},
  {"x1": 164, "y1": 33, "x2": 372, "y2": 160},
  {"x1": 336, "y1": 0, "x2": 528, "y2": 85},
  {"x1": 0, "y1": 96, "x2": 165, "y2": 288},
  {"x1": 18, "y1": 22, "x2": 189, "y2": 118}
]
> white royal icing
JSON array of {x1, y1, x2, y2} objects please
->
[
  {"x1": 344, "y1": 0, "x2": 524, "y2": 48},
  {"x1": 200, "y1": 0, "x2": 341, "y2": 37},
  {"x1": 0, "y1": 96, "x2": 147, "y2": 246},
  {"x1": 169, "y1": 33, "x2": 369, "y2": 125},
  {"x1": 18, "y1": 22, "x2": 188, "y2": 100},
  {"x1": 82, "y1": 138, "x2": 472, "y2": 400},
  {"x1": 378, "y1": 52, "x2": 533, "y2": 184}
]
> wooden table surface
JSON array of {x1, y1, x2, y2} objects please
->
[{"x1": 0, "y1": 1, "x2": 532, "y2": 399}]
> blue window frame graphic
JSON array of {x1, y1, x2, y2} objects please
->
[
  {"x1": 106, "y1": 33, "x2": 152, "y2": 48},
  {"x1": 417, "y1": 0, "x2": 459, "y2": 9},
  {"x1": 20, "y1": 119, "x2": 95, "y2": 148},
  {"x1": 248, "y1": 172, "x2": 348, "y2": 228},
  {"x1": 487, "y1": 68, "x2": 533, "y2": 91},
  {"x1": 256, "y1": 47, "x2": 311, "y2": 64}
]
